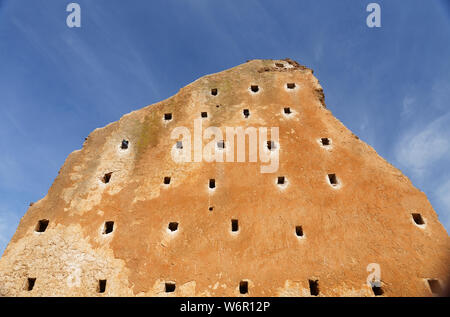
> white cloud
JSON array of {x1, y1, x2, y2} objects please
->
[
  {"x1": 395, "y1": 112, "x2": 450, "y2": 234},
  {"x1": 395, "y1": 112, "x2": 450, "y2": 177},
  {"x1": 401, "y1": 95, "x2": 415, "y2": 118}
]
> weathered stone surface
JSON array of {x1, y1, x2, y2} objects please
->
[{"x1": 0, "y1": 59, "x2": 448, "y2": 296}]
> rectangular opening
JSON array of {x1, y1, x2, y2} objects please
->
[
  {"x1": 165, "y1": 282, "x2": 176, "y2": 293},
  {"x1": 372, "y1": 285, "x2": 384, "y2": 296},
  {"x1": 321, "y1": 138, "x2": 330, "y2": 146},
  {"x1": 164, "y1": 113, "x2": 172, "y2": 121},
  {"x1": 98, "y1": 279, "x2": 107, "y2": 293},
  {"x1": 35, "y1": 219, "x2": 49, "y2": 233},
  {"x1": 328, "y1": 174, "x2": 338, "y2": 186},
  {"x1": 284, "y1": 107, "x2": 291, "y2": 114},
  {"x1": 309, "y1": 279, "x2": 319, "y2": 296},
  {"x1": 277, "y1": 176, "x2": 285, "y2": 185},
  {"x1": 209, "y1": 206, "x2": 214, "y2": 212},
  {"x1": 211, "y1": 88, "x2": 218, "y2": 96},
  {"x1": 121, "y1": 139, "x2": 129, "y2": 149},
  {"x1": 168, "y1": 222, "x2": 178, "y2": 232},
  {"x1": 267, "y1": 140, "x2": 276, "y2": 151},
  {"x1": 243, "y1": 109, "x2": 250, "y2": 118},
  {"x1": 275, "y1": 63, "x2": 285, "y2": 68},
  {"x1": 239, "y1": 281, "x2": 248, "y2": 294},
  {"x1": 231, "y1": 219, "x2": 239, "y2": 232},
  {"x1": 287, "y1": 83, "x2": 296, "y2": 89},
  {"x1": 102, "y1": 172, "x2": 112, "y2": 184},
  {"x1": 176, "y1": 141, "x2": 183, "y2": 149},
  {"x1": 103, "y1": 221, "x2": 114, "y2": 234},
  {"x1": 427, "y1": 279, "x2": 442, "y2": 294},
  {"x1": 201, "y1": 112, "x2": 208, "y2": 118},
  {"x1": 412, "y1": 213, "x2": 425, "y2": 225},
  {"x1": 209, "y1": 179, "x2": 215, "y2": 189},
  {"x1": 295, "y1": 226, "x2": 303, "y2": 237},
  {"x1": 164, "y1": 177, "x2": 171, "y2": 185},
  {"x1": 250, "y1": 85, "x2": 259, "y2": 93},
  {"x1": 26, "y1": 278, "x2": 36, "y2": 291},
  {"x1": 217, "y1": 140, "x2": 225, "y2": 149}
]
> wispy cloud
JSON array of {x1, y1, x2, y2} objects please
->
[
  {"x1": 401, "y1": 96, "x2": 415, "y2": 118},
  {"x1": 394, "y1": 110, "x2": 450, "y2": 233},
  {"x1": 395, "y1": 112, "x2": 450, "y2": 178}
]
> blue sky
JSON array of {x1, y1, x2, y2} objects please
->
[{"x1": 0, "y1": 0, "x2": 449, "y2": 254}]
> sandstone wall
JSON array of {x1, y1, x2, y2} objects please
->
[{"x1": 0, "y1": 59, "x2": 448, "y2": 296}]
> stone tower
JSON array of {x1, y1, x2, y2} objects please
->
[{"x1": 0, "y1": 59, "x2": 448, "y2": 297}]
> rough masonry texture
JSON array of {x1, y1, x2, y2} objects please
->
[{"x1": 0, "y1": 59, "x2": 449, "y2": 297}]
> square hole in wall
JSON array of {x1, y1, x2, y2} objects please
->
[
  {"x1": 35, "y1": 219, "x2": 49, "y2": 233},
  {"x1": 284, "y1": 107, "x2": 291, "y2": 114},
  {"x1": 217, "y1": 140, "x2": 225, "y2": 149},
  {"x1": 121, "y1": 139, "x2": 129, "y2": 149},
  {"x1": 243, "y1": 109, "x2": 250, "y2": 118},
  {"x1": 427, "y1": 279, "x2": 442, "y2": 294},
  {"x1": 267, "y1": 140, "x2": 276, "y2": 151},
  {"x1": 309, "y1": 279, "x2": 319, "y2": 296},
  {"x1": 412, "y1": 213, "x2": 425, "y2": 225},
  {"x1": 176, "y1": 141, "x2": 183, "y2": 149},
  {"x1": 209, "y1": 179, "x2": 216, "y2": 189},
  {"x1": 372, "y1": 285, "x2": 384, "y2": 296},
  {"x1": 26, "y1": 278, "x2": 36, "y2": 291},
  {"x1": 165, "y1": 282, "x2": 176, "y2": 292},
  {"x1": 239, "y1": 281, "x2": 248, "y2": 294},
  {"x1": 168, "y1": 222, "x2": 178, "y2": 232},
  {"x1": 321, "y1": 138, "x2": 330, "y2": 146},
  {"x1": 103, "y1": 221, "x2": 114, "y2": 234},
  {"x1": 164, "y1": 113, "x2": 172, "y2": 121},
  {"x1": 102, "y1": 172, "x2": 113, "y2": 184},
  {"x1": 287, "y1": 83, "x2": 296, "y2": 89},
  {"x1": 98, "y1": 279, "x2": 107, "y2": 293},
  {"x1": 277, "y1": 176, "x2": 285, "y2": 185},
  {"x1": 164, "y1": 177, "x2": 171, "y2": 185},
  {"x1": 295, "y1": 226, "x2": 303, "y2": 237},
  {"x1": 250, "y1": 85, "x2": 259, "y2": 93},
  {"x1": 231, "y1": 219, "x2": 239, "y2": 232},
  {"x1": 328, "y1": 174, "x2": 338, "y2": 186},
  {"x1": 201, "y1": 112, "x2": 208, "y2": 118},
  {"x1": 211, "y1": 88, "x2": 218, "y2": 96}
]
